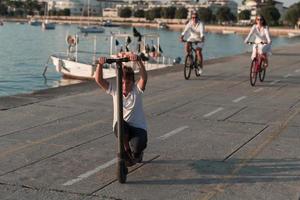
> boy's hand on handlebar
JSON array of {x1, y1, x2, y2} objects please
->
[
  {"x1": 129, "y1": 53, "x2": 139, "y2": 61},
  {"x1": 98, "y1": 57, "x2": 106, "y2": 65},
  {"x1": 117, "y1": 52, "x2": 140, "y2": 61}
]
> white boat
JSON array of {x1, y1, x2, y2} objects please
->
[
  {"x1": 42, "y1": 20, "x2": 55, "y2": 30},
  {"x1": 158, "y1": 22, "x2": 168, "y2": 29},
  {"x1": 103, "y1": 20, "x2": 119, "y2": 27},
  {"x1": 79, "y1": 26, "x2": 105, "y2": 33},
  {"x1": 288, "y1": 32, "x2": 300, "y2": 38},
  {"x1": 28, "y1": 18, "x2": 42, "y2": 26},
  {"x1": 78, "y1": 0, "x2": 105, "y2": 34},
  {"x1": 42, "y1": 4, "x2": 55, "y2": 30},
  {"x1": 44, "y1": 32, "x2": 176, "y2": 80},
  {"x1": 222, "y1": 30, "x2": 236, "y2": 34}
]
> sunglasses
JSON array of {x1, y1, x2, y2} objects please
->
[
  {"x1": 192, "y1": 16, "x2": 197, "y2": 19},
  {"x1": 256, "y1": 18, "x2": 262, "y2": 21}
]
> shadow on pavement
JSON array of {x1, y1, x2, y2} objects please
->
[{"x1": 128, "y1": 158, "x2": 300, "y2": 185}]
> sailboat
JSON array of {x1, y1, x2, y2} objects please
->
[
  {"x1": 79, "y1": 0, "x2": 104, "y2": 33},
  {"x1": 42, "y1": 3, "x2": 55, "y2": 30}
]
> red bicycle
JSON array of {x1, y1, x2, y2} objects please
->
[{"x1": 247, "y1": 42, "x2": 268, "y2": 86}]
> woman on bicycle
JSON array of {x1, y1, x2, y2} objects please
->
[
  {"x1": 180, "y1": 11, "x2": 205, "y2": 74},
  {"x1": 244, "y1": 15, "x2": 272, "y2": 68}
]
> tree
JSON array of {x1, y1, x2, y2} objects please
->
[
  {"x1": 175, "y1": 7, "x2": 188, "y2": 19},
  {"x1": 238, "y1": 10, "x2": 251, "y2": 20},
  {"x1": 258, "y1": 6, "x2": 280, "y2": 26},
  {"x1": 57, "y1": 8, "x2": 70, "y2": 16},
  {"x1": 216, "y1": 6, "x2": 236, "y2": 23},
  {"x1": 145, "y1": 7, "x2": 161, "y2": 20},
  {"x1": 0, "y1": 3, "x2": 8, "y2": 15},
  {"x1": 119, "y1": 7, "x2": 132, "y2": 18},
  {"x1": 161, "y1": 6, "x2": 176, "y2": 19},
  {"x1": 134, "y1": 9, "x2": 145, "y2": 18},
  {"x1": 284, "y1": 2, "x2": 300, "y2": 27},
  {"x1": 197, "y1": 7, "x2": 213, "y2": 23}
]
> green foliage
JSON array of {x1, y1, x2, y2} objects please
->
[
  {"x1": 284, "y1": 2, "x2": 300, "y2": 26},
  {"x1": 48, "y1": 9, "x2": 56, "y2": 16},
  {"x1": 0, "y1": 3, "x2": 8, "y2": 15},
  {"x1": 175, "y1": 7, "x2": 188, "y2": 19},
  {"x1": 161, "y1": 6, "x2": 176, "y2": 19},
  {"x1": 145, "y1": 7, "x2": 161, "y2": 20},
  {"x1": 216, "y1": 6, "x2": 236, "y2": 22},
  {"x1": 258, "y1": 6, "x2": 280, "y2": 25},
  {"x1": 57, "y1": 8, "x2": 70, "y2": 16},
  {"x1": 134, "y1": 9, "x2": 145, "y2": 18},
  {"x1": 197, "y1": 7, "x2": 213, "y2": 23},
  {"x1": 238, "y1": 10, "x2": 251, "y2": 20},
  {"x1": 119, "y1": 7, "x2": 132, "y2": 18}
]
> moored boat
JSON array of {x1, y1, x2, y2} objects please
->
[
  {"x1": 79, "y1": 26, "x2": 105, "y2": 33},
  {"x1": 42, "y1": 20, "x2": 56, "y2": 30},
  {"x1": 288, "y1": 32, "x2": 300, "y2": 38},
  {"x1": 28, "y1": 18, "x2": 42, "y2": 26},
  {"x1": 44, "y1": 30, "x2": 177, "y2": 80}
]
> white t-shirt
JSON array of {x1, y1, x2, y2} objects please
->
[
  {"x1": 181, "y1": 20, "x2": 205, "y2": 42},
  {"x1": 244, "y1": 25, "x2": 271, "y2": 44},
  {"x1": 106, "y1": 81, "x2": 147, "y2": 131}
]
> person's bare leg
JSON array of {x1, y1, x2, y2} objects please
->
[
  {"x1": 196, "y1": 48, "x2": 203, "y2": 68},
  {"x1": 263, "y1": 53, "x2": 268, "y2": 68}
]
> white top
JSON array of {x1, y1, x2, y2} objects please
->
[
  {"x1": 181, "y1": 21, "x2": 205, "y2": 42},
  {"x1": 106, "y1": 81, "x2": 147, "y2": 131},
  {"x1": 244, "y1": 25, "x2": 272, "y2": 44}
]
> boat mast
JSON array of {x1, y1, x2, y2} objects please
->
[{"x1": 87, "y1": 0, "x2": 90, "y2": 26}]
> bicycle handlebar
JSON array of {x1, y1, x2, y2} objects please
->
[
  {"x1": 182, "y1": 39, "x2": 203, "y2": 43},
  {"x1": 247, "y1": 41, "x2": 268, "y2": 45}
]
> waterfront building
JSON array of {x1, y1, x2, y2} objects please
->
[
  {"x1": 98, "y1": 0, "x2": 125, "y2": 16},
  {"x1": 206, "y1": 0, "x2": 238, "y2": 16},
  {"x1": 47, "y1": 0, "x2": 102, "y2": 16},
  {"x1": 238, "y1": 0, "x2": 286, "y2": 21},
  {"x1": 102, "y1": 8, "x2": 118, "y2": 17}
]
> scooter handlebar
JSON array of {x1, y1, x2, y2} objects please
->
[{"x1": 105, "y1": 57, "x2": 130, "y2": 64}]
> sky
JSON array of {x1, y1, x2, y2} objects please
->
[{"x1": 233, "y1": 0, "x2": 299, "y2": 7}]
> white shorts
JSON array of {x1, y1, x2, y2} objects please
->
[
  {"x1": 251, "y1": 44, "x2": 272, "y2": 60},
  {"x1": 187, "y1": 41, "x2": 204, "y2": 49}
]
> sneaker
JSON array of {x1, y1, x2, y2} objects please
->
[
  {"x1": 124, "y1": 150, "x2": 136, "y2": 167},
  {"x1": 198, "y1": 68, "x2": 203, "y2": 75},
  {"x1": 134, "y1": 152, "x2": 144, "y2": 163}
]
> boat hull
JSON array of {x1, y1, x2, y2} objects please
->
[
  {"x1": 51, "y1": 55, "x2": 115, "y2": 80},
  {"x1": 42, "y1": 22, "x2": 55, "y2": 30},
  {"x1": 79, "y1": 26, "x2": 105, "y2": 33}
]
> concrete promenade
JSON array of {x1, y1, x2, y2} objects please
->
[{"x1": 0, "y1": 43, "x2": 300, "y2": 200}]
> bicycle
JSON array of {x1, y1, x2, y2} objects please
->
[
  {"x1": 183, "y1": 40, "x2": 203, "y2": 80},
  {"x1": 247, "y1": 42, "x2": 268, "y2": 86}
]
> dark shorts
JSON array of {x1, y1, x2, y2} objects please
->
[{"x1": 114, "y1": 121, "x2": 147, "y2": 157}]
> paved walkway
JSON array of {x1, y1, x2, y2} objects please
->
[{"x1": 0, "y1": 43, "x2": 300, "y2": 200}]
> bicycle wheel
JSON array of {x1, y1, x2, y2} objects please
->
[
  {"x1": 259, "y1": 60, "x2": 266, "y2": 82},
  {"x1": 194, "y1": 56, "x2": 202, "y2": 77},
  {"x1": 250, "y1": 59, "x2": 258, "y2": 86},
  {"x1": 184, "y1": 54, "x2": 193, "y2": 80}
]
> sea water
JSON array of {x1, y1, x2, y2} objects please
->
[{"x1": 0, "y1": 22, "x2": 299, "y2": 97}]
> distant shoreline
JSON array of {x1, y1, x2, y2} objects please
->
[{"x1": 3, "y1": 16, "x2": 300, "y2": 36}]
